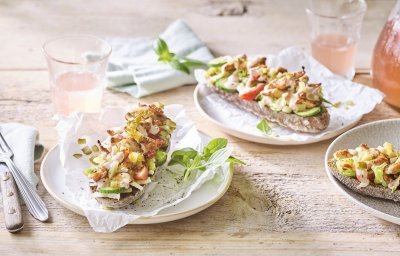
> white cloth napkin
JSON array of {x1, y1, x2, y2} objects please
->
[
  {"x1": 105, "y1": 19, "x2": 214, "y2": 98},
  {"x1": 0, "y1": 123, "x2": 44, "y2": 206}
]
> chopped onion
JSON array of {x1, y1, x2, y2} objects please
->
[
  {"x1": 149, "y1": 125, "x2": 160, "y2": 135},
  {"x1": 92, "y1": 192, "x2": 120, "y2": 200},
  {"x1": 136, "y1": 177, "x2": 152, "y2": 185},
  {"x1": 130, "y1": 181, "x2": 144, "y2": 191},
  {"x1": 137, "y1": 125, "x2": 148, "y2": 137}
]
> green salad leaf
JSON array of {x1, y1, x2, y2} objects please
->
[
  {"x1": 257, "y1": 119, "x2": 271, "y2": 135},
  {"x1": 372, "y1": 163, "x2": 387, "y2": 186}
]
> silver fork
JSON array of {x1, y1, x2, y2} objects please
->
[{"x1": 0, "y1": 133, "x2": 48, "y2": 222}]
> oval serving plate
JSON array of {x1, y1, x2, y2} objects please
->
[
  {"x1": 325, "y1": 119, "x2": 400, "y2": 225},
  {"x1": 41, "y1": 132, "x2": 233, "y2": 224},
  {"x1": 194, "y1": 84, "x2": 362, "y2": 146}
]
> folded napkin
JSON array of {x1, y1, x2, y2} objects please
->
[
  {"x1": 105, "y1": 19, "x2": 214, "y2": 98},
  {"x1": 0, "y1": 123, "x2": 44, "y2": 206}
]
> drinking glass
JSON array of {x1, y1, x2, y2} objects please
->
[
  {"x1": 43, "y1": 35, "x2": 111, "y2": 115},
  {"x1": 306, "y1": 0, "x2": 367, "y2": 79}
]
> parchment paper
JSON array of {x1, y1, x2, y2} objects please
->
[{"x1": 56, "y1": 104, "x2": 231, "y2": 232}]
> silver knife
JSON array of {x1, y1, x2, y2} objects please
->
[{"x1": 0, "y1": 163, "x2": 23, "y2": 232}]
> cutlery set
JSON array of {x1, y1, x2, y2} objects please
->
[{"x1": 0, "y1": 133, "x2": 48, "y2": 232}]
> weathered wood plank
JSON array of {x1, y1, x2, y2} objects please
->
[{"x1": 1, "y1": 0, "x2": 400, "y2": 254}]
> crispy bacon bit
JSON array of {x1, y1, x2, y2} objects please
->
[
  {"x1": 342, "y1": 164, "x2": 353, "y2": 170},
  {"x1": 334, "y1": 150, "x2": 353, "y2": 159},
  {"x1": 367, "y1": 171, "x2": 375, "y2": 182},
  {"x1": 276, "y1": 66, "x2": 287, "y2": 73},
  {"x1": 271, "y1": 77, "x2": 289, "y2": 90},
  {"x1": 97, "y1": 140, "x2": 109, "y2": 153},
  {"x1": 248, "y1": 57, "x2": 266, "y2": 68},
  {"x1": 298, "y1": 92, "x2": 307, "y2": 99},
  {"x1": 90, "y1": 167, "x2": 108, "y2": 181},
  {"x1": 387, "y1": 162, "x2": 400, "y2": 174},
  {"x1": 294, "y1": 70, "x2": 305, "y2": 78},
  {"x1": 369, "y1": 148, "x2": 380, "y2": 158},
  {"x1": 372, "y1": 154, "x2": 389, "y2": 165},
  {"x1": 148, "y1": 104, "x2": 164, "y2": 116},
  {"x1": 144, "y1": 138, "x2": 166, "y2": 158},
  {"x1": 110, "y1": 134, "x2": 123, "y2": 144}
]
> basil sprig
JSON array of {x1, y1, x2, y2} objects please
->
[
  {"x1": 153, "y1": 38, "x2": 207, "y2": 74},
  {"x1": 169, "y1": 138, "x2": 245, "y2": 180}
]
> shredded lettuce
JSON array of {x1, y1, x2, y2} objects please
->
[{"x1": 372, "y1": 163, "x2": 387, "y2": 186}]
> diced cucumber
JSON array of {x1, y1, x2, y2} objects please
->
[
  {"x1": 84, "y1": 168, "x2": 96, "y2": 176},
  {"x1": 147, "y1": 158, "x2": 156, "y2": 172},
  {"x1": 155, "y1": 150, "x2": 167, "y2": 166}
]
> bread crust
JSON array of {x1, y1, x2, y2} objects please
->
[
  {"x1": 327, "y1": 158, "x2": 400, "y2": 202},
  {"x1": 206, "y1": 85, "x2": 330, "y2": 133},
  {"x1": 90, "y1": 186, "x2": 145, "y2": 208}
]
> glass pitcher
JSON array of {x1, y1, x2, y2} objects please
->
[{"x1": 371, "y1": 1, "x2": 400, "y2": 108}]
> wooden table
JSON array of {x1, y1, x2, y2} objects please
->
[{"x1": 1, "y1": 0, "x2": 400, "y2": 255}]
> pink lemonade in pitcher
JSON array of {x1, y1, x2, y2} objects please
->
[
  {"x1": 372, "y1": 13, "x2": 400, "y2": 108},
  {"x1": 311, "y1": 34, "x2": 357, "y2": 78},
  {"x1": 51, "y1": 71, "x2": 103, "y2": 115}
]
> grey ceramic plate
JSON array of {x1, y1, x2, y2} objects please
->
[{"x1": 325, "y1": 119, "x2": 400, "y2": 225}]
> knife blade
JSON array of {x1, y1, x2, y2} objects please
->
[{"x1": 0, "y1": 163, "x2": 23, "y2": 232}]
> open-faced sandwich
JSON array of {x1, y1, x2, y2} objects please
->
[
  {"x1": 204, "y1": 55, "x2": 330, "y2": 133},
  {"x1": 328, "y1": 142, "x2": 400, "y2": 201},
  {"x1": 83, "y1": 103, "x2": 176, "y2": 208}
]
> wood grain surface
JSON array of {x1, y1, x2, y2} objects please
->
[{"x1": 1, "y1": 0, "x2": 400, "y2": 255}]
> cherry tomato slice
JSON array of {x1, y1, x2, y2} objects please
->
[
  {"x1": 239, "y1": 83, "x2": 265, "y2": 101},
  {"x1": 133, "y1": 166, "x2": 149, "y2": 180}
]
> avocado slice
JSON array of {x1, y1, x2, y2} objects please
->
[
  {"x1": 209, "y1": 56, "x2": 229, "y2": 67},
  {"x1": 215, "y1": 78, "x2": 236, "y2": 93},
  {"x1": 295, "y1": 107, "x2": 321, "y2": 117}
]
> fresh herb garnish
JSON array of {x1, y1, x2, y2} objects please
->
[
  {"x1": 322, "y1": 97, "x2": 333, "y2": 105},
  {"x1": 168, "y1": 138, "x2": 245, "y2": 180},
  {"x1": 153, "y1": 37, "x2": 207, "y2": 74},
  {"x1": 257, "y1": 119, "x2": 271, "y2": 135},
  {"x1": 322, "y1": 97, "x2": 341, "y2": 108}
]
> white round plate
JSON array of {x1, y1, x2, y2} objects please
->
[
  {"x1": 194, "y1": 85, "x2": 362, "y2": 145},
  {"x1": 41, "y1": 133, "x2": 233, "y2": 224},
  {"x1": 325, "y1": 119, "x2": 400, "y2": 225}
]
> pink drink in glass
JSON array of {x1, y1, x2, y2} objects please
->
[
  {"x1": 43, "y1": 35, "x2": 111, "y2": 116},
  {"x1": 52, "y1": 71, "x2": 103, "y2": 115},
  {"x1": 311, "y1": 34, "x2": 357, "y2": 77},
  {"x1": 306, "y1": 0, "x2": 366, "y2": 79}
]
